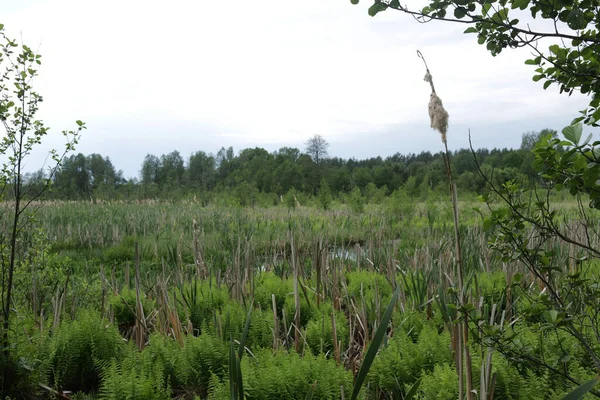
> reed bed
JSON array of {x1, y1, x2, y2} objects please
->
[{"x1": 4, "y1": 199, "x2": 599, "y2": 399}]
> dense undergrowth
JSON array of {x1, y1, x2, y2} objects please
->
[{"x1": 3, "y1": 210, "x2": 600, "y2": 399}]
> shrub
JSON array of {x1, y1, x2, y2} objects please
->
[
  {"x1": 110, "y1": 287, "x2": 154, "y2": 329},
  {"x1": 99, "y1": 345, "x2": 171, "y2": 400},
  {"x1": 103, "y1": 236, "x2": 136, "y2": 263},
  {"x1": 206, "y1": 302, "x2": 273, "y2": 349},
  {"x1": 178, "y1": 279, "x2": 229, "y2": 334},
  {"x1": 253, "y1": 272, "x2": 292, "y2": 319},
  {"x1": 305, "y1": 305, "x2": 349, "y2": 356},
  {"x1": 419, "y1": 363, "x2": 458, "y2": 400},
  {"x1": 48, "y1": 310, "x2": 124, "y2": 393},
  {"x1": 176, "y1": 334, "x2": 228, "y2": 396},
  {"x1": 284, "y1": 291, "x2": 315, "y2": 328},
  {"x1": 242, "y1": 349, "x2": 353, "y2": 400},
  {"x1": 368, "y1": 322, "x2": 451, "y2": 397},
  {"x1": 345, "y1": 270, "x2": 392, "y2": 324}
]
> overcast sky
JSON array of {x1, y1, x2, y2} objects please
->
[{"x1": 3, "y1": 0, "x2": 595, "y2": 178}]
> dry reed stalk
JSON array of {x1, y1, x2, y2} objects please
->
[
  {"x1": 291, "y1": 232, "x2": 301, "y2": 352},
  {"x1": 332, "y1": 312, "x2": 340, "y2": 364},
  {"x1": 134, "y1": 242, "x2": 147, "y2": 351},
  {"x1": 418, "y1": 50, "x2": 472, "y2": 399},
  {"x1": 245, "y1": 239, "x2": 253, "y2": 299},
  {"x1": 282, "y1": 307, "x2": 289, "y2": 348}
]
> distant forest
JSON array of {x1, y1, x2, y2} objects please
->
[{"x1": 20, "y1": 129, "x2": 557, "y2": 204}]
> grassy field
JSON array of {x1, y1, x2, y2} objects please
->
[{"x1": 5, "y1": 199, "x2": 600, "y2": 399}]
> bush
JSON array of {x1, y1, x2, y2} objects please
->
[
  {"x1": 48, "y1": 310, "x2": 124, "y2": 393},
  {"x1": 176, "y1": 334, "x2": 228, "y2": 396},
  {"x1": 242, "y1": 349, "x2": 353, "y2": 400},
  {"x1": 284, "y1": 291, "x2": 315, "y2": 328},
  {"x1": 254, "y1": 272, "x2": 292, "y2": 319},
  {"x1": 368, "y1": 323, "x2": 452, "y2": 397},
  {"x1": 110, "y1": 287, "x2": 155, "y2": 329},
  {"x1": 206, "y1": 302, "x2": 273, "y2": 350},
  {"x1": 345, "y1": 270, "x2": 392, "y2": 324},
  {"x1": 420, "y1": 363, "x2": 458, "y2": 400},
  {"x1": 99, "y1": 344, "x2": 171, "y2": 400},
  {"x1": 178, "y1": 279, "x2": 229, "y2": 334},
  {"x1": 347, "y1": 187, "x2": 365, "y2": 213},
  {"x1": 305, "y1": 304, "x2": 349, "y2": 356},
  {"x1": 103, "y1": 236, "x2": 136, "y2": 263}
]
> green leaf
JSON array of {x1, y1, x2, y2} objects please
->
[
  {"x1": 405, "y1": 378, "x2": 422, "y2": 400},
  {"x1": 543, "y1": 80, "x2": 552, "y2": 89},
  {"x1": 562, "y1": 123, "x2": 583, "y2": 145},
  {"x1": 238, "y1": 300, "x2": 253, "y2": 360},
  {"x1": 368, "y1": 2, "x2": 388, "y2": 16},
  {"x1": 454, "y1": 7, "x2": 467, "y2": 18},
  {"x1": 566, "y1": 8, "x2": 588, "y2": 30},
  {"x1": 592, "y1": 108, "x2": 600, "y2": 124},
  {"x1": 464, "y1": 27, "x2": 478, "y2": 33},
  {"x1": 562, "y1": 377, "x2": 600, "y2": 400},
  {"x1": 350, "y1": 285, "x2": 399, "y2": 400},
  {"x1": 350, "y1": 0, "x2": 359, "y2": 4},
  {"x1": 524, "y1": 59, "x2": 537, "y2": 65},
  {"x1": 305, "y1": 381, "x2": 317, "y2": 400},
  {"x1": 76, "y1": 120, "x2": 84, "y2": 127},
  {"x1": 532, "y1": 75, "x2": 543, "y2": 82},
  {"x1": 390, "y1": 0, "x2": 400, "y2": 7}
]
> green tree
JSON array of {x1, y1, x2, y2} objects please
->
[
  {"x1": 188, "y1": 150, "x2": 216, "y2": 192},
  {"x1": 317, "y1": 178, "x2": 333, "y2": 210},
  {"x1": 159, "y1": 150, "x2": 185, "y2": 187},
  {"x1": 352, "y1": 166, "x2": 373, "y2": 190},
  {"x1": 475, "y1": 123, "x2": 600, "y2": 396},
  {"x1": 0, "y1": 24, "x2": 84, "y2": 392}
]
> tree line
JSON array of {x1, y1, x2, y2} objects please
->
[{"x1": 20, "y1": 130, "x2": 557, "y2": 203}]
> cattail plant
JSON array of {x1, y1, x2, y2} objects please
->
[{"x1": 418, "y1": 50, "x2": 473, "y2": 399}]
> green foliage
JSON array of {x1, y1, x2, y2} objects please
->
[
  {"x1": 284, "y1": 290, "x2": 315, "y2": 328},
  {"x1": 174, "y1": 333, "x2": 229, "y2": 396},
  {"x1": 284, "y1": 188, "x2": 300, "y2": 209},
  {"x1": 0, "y1": 23, "x2": 84, "y2": 397},
  {"x1": 419, "y1": 363, "x2": 458, "y2": 400},
  {"x1": 178, "y1": 279, "x2": 229, "y2": 334},
  {"x1": 474, "y1": 122, "x2": 600, "y2": 396},
  {"x1": 368, "y1": 323, "x2": 452, "y2": 397},
  {"x1": 317, "y1": 178, "x2": 333, "y2": 210},
  {"x1": 103, "y1": 236, "x2": 136, "y2": 263},
  {"x1": 347, "y1": 187, "x2": 365, "y2": 213},
  {"x1": 305, "y1": 305, "x2": 349, "y2": 356},
  {"x1": 240, "y1": 349, "x2": 353, "y2": 400},
  {"x1": 48, "y1": 310, "x2": 124, "y2": 393},
  {"x1": 110, "y1": 287, "x2": 155, "y2": 328},
  {"x1": 39, "y1": 142, "x2": 558, "y2": 202},
  {"x1": 345, "y1": 270, "x2": 392, "y2": 323},
  {"x1": 387, "y1": 188, "x2": 415, "y2": 219},
  {"x1": 99, "y1": 347, "x2": 171, "y2": 400},
  {"x1": 207, "y1": 302, "x2": 273, "y2": 350},
  {"x1": 254, "y1": 272, "x2": 292, "y2": 319}
]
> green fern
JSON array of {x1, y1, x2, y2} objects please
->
[{"x1": 48, "y1": 310, "x2": 124, "y2": 393}]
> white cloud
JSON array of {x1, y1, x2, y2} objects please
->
[{"x1": 2, "y1": 0, "x2": 593, "y2": 176}]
